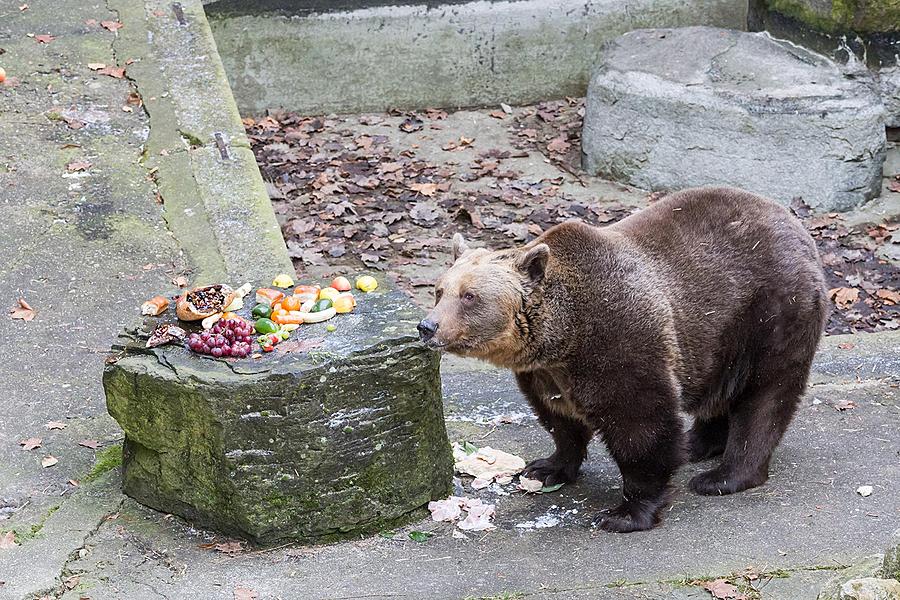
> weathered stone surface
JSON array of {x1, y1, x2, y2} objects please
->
[
  {"x1": 884, "y1": 529, "x2": 900, "y2": 581},
  {"x1": 104, "y1": 288, "x2": 453, "y2": 544},
  {"x1": 749, "y1": 0, "x2": 900, "y2": 127},
  {"x1": 581, "y1": 27, "x2": 887, "y2": 211},
  {"x1": 838, "y1": 578, "x2": 900, "y2": 600}
]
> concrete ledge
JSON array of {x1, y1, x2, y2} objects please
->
[
  {"x1": 113, "y1": 0, "x2": 292, "y2": 283},
  {"x1": 205, "y1": 0, "x2": 749, "y2": 114}
]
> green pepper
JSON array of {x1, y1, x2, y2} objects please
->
[
  {"x1": 311, "y1": 298, "x2": 333, "y2": 313},
  {"x1": 255, "y1": 318, "x2": 279, "y2": 334},
  {"x1": 251, "y1": 304, "x2": 272, "y2": 319}
]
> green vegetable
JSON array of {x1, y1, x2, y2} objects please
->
[
  {"x1": 326, "y1": 323, "x2": 336, "y2": 332},
  {"x1": 254, "y1": 318, "x2": 279, "y2": 334},
  {"x1": 278, "y1": 329, "x2": 290, "y2": 341},
  {"x1": 311, "y1": 298, "x2": 333, "y2": 313},
  {"x1": 408, "y1": 530, "x2": 433, "y2": 543},
  {"x1": 251, "y1": 304, "x2": 272, "y2": 319}
]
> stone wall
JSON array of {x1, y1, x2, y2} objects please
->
[{"x1": 204, "y1": 0, "x2": 749, "y2": 114}]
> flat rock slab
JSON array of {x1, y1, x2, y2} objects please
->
[
  {"x1": 103, "y1": 288, "x2": 453, "y2": 544},
  {"x1": 582, "y1": 27, "x2": 887, "y2": 211}
]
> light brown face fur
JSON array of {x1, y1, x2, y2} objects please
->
[{"x1": 422, "y1": 234, "x2": 547, "y2": 366}]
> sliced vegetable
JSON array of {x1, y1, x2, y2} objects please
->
[
  {"x1": 255, "y1": 288, "x2": 285, "y2": 306},
  {"x1": 318, "y1": 287, "x2": 340, "y2": 302},
  {"x1": 311, "y1": 298, "x2": 333, "y2": 313},
  {"x1": 254, "y1": 318, "x2": 279, "y2": 334},
  {"x1": 273, "y1": 273, "x2": 295, "y2": 288},
  {"x1": 141, "y1": 295, "x2": 170, "y2": 316},
  {"x1": 333, "y1": 294, "x2": 355, "y2": 314},
  {"x1": 355, "y1": 275, "x2": 378, "y2": 292},
  {"x1": 282, "y1": 295, "x2": 302, "y2": 311},
  {"x1": 251, "y1": 304, "x2": 272, "y2": 319},
  {"x1": 331, "y1": 276, "x2": 351, "y2": 292},
  {"x1": 224, "y1": 295, "x2": 243, "y2": 312},
  {"x1": 303, "y1": 307, "x2": 336, "y2": 323}
]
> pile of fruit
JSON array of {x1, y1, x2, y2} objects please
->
[{"x1": 140, "y1": 273, "x2": 380, "y2": 358}]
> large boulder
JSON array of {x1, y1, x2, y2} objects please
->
[
  {"x1": 838, "y1": 578, "x2": 900, "y2": 600},
  {"x1": 750, "y1": 0, "x2": 900, "y2": 127},
  {"x1": 104, "y1": 287, "x2": 453, "y2": 544},
  {"x1": 582, "y1": 27, "x2": 887, "y2": 211}
]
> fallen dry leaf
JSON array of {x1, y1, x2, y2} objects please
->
[
  {"x1": 876, "y1": 289, "x2": 900, "y2": 305},
  {"x1": 78, "y1": 439, "x2": 100, "y2": 449},
  {"x1": 34, "y1": 34, "x2": 55, "y2": 44},
  {"x1": 87, "y1": 63, "x2": 106, "y2": 71},
  {"x1": 46, "y1": 421, "x2": 67, "y2": 430},
  {"x1": 199, "y1": 540, "x2": 244, "y2": 555},
  {"x1": 100, "y1": 20, "x2": 123, "y2": 32},
  {"x1": 63, "y1": 575, "x2": 80, "y2": 590},
  {"x1": 828, "y1": 287, "x2": 859, "y2": 310},
  {"x1": 172, "y1": 275, "x2": 189, "y2": 288},
  {"x1": 233, "y1": 586, "x2": 258, "y2": 600},
  {"x1": 0, "y1": 532, "x2": 18, "y2": 550},
  {"x1": 9, "y1": 298, "x2": 35, "y2": 321},
  {"x1": 834, "y1": 399, "x2": 856, "y2": 411},
  {"x1": 19, "y1": 437, "x2": 42, "y2": 451},
  {"x1": 96, "y1": 66, "x2": 125, "y2": 79},
  {"x1": 546, "y1": 136, "x2": 571, "y2": 154},
  {"x1": 66, "y1": 160, "x2": 91, "y2": 172},
  {"x1": 889, "y1": 178, "x2": 900, "y2": 193},
  {"x1": 41, "y1": 455, "x2": 58, "y2": 468},
  {"x1": 700, "y1": 579, "x2": 745, "y2": 600},
  {"x1": 409, "y1": 182, "x2": 438, "y2": 197}
]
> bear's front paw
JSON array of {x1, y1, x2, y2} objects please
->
[
  {"x1": 689, "y1": 466, "x2": 768, "y2": 496},
  {"x1": 593, "y1": 501, "x2": 660, "y2": 533},
  {"x1": 522, "y1": 456, "x2": 579, "y2": 486}
]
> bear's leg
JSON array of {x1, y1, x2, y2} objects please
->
[
  {"x1": 584, "y1": 383, "x2": 684, "y2": 533},
  {"x1": 689, "y1": 379, "x2": 803, "y2": 496},
  {"x1": 686, "y1": 414, "x2": 729, "y2": 462},
  {"x1": 516, "y1": 371, "x2": 592, "y2": 485}
]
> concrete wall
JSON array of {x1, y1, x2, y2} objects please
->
[{"x1": 205, "y1": 0, "x2": 749, "y2": 115}]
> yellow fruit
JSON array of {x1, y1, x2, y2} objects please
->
[
  {"x1": 318, "y1": 287, "x2": 340, "y2": 302},
  {"x1": 355, "y1": 275, "x2": 378, "y2": 292},
  {"x1": 272, "y1": 273, "x2": 295, "y2": 288},
  {"x1": 333, "y1": 294, "x2": 355, "y2": 314}
]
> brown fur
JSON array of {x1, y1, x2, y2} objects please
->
[{"x1": 420, "y1": 186, "x2": 828, "y2": 532}]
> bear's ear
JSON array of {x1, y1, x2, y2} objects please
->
[
  {"x1": 452, "y1": 233, "x2": 470, "y2": 261},
  {"x1": 518, "y1": 243, "x2": 550, "y2": 282}
]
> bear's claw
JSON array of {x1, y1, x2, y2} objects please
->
[{"x1": 522, "y1": 456, "x2": 579, "y2": 486}]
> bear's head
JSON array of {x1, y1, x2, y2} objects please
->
[{"x1": 418, "y1": 233, "x2": 549, "y2": 367}]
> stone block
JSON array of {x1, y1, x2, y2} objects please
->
[
  {"x1": 582, "y1": 27, "x2": 887, "y2": 211},
  {"x1": 104, "y1": 288, "x2": 453, "y2": 544}
]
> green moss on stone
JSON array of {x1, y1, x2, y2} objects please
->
[
  {"x1": 767, "y1": 0, "x2": 900, "y2": 32},
  {"x1": 84, "y1": 444, "x2": 123, "y2": 482}
]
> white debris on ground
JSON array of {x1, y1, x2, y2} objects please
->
[
  {"x1": 518, "y1": 476, "x2": 543, "y2": 493},
  {"x1": 428, "y1": 496, "x2": 496, "y2": 532},
  {"x1": 856, "y1": 485, "x2": 874, "y2": 497},
  {"x1": 452, "y1": 443, "x2": 526, "y2": 490},
  {"x1": 515, "y1": 505, "x2": 579, "y2": 531},
  {"x1": 444, "y1": 400, "x2": 536, "y2": 426}
]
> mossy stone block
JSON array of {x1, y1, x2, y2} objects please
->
[{"x1": 103, "y1": 288, "x2": 452, "y2": 544}]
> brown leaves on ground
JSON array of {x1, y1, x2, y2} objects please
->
[
  {"x1": 78, "y1": 439, "x2": 101, "y2": 449},
  {"x1": 199, "y1": 540, "x2": 244, "y2": 555},
  {"x1": 66, "y1": 160, "x2": 91, "y2": 172},
  {"x1": 19, "y1": 437, "x2": 42, "y2": 451},
  {"x1": 46, "y1": 421, "x2": 66, "y2": 430},
  {"x1": 699, "y1": 578, "x2": 747, "y2": 600},
  {"x1": 9, "y1": 299, "x2": 35, "y2": 321},
  {"x1": 100, "y1": 20, "x2": 123, "y2": 32},
  {"x1": 96, "y1": 66, "x2": 126, "y2": 79},
  {"x1": 0, "y1": 532, "x2": 18, "y2": 550},
  {"x1": 829, "y1": 286, "x2": 860, "y2": 310},
  {"x1": 33, "y1": 34, "x2": 55, "y2": 44},
  {"x1": 41, "y1": 455, "x2": 58, "y2": 468}
]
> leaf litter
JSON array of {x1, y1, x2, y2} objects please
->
[{"x1": 247, "y1": 105, "x2": 899, "y2": 335}]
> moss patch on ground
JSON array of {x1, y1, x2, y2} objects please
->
[{"x1": 83, "y1": 444, "x2": 123, "y2": 482}]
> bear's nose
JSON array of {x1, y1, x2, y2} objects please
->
[{"x1": 417, "y1": 319, "x2": 439, "y2": 342}]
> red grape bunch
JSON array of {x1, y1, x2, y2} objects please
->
[{"x1": 186, "y1": 318, "x2": 254, "y2": 358}]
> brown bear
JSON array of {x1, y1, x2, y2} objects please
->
[{"x1": 419, "y1": 186, "x2": 828, "y2": 532}]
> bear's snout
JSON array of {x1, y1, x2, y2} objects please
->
[{"x1": 417, "y1": 318, "x2": 439, "y2": 343}]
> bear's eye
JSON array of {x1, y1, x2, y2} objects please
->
[{"x1": 461, "y1": 291, "x2": 476, "y2": 304}]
